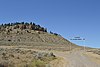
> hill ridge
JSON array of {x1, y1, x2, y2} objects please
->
[{"x1": 0, "y1": 22, "x2": 79, "y2": 51}]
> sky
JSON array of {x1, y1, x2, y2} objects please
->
[{"x1": 0, "y1": 0, "x2": 100, "y2": 48}]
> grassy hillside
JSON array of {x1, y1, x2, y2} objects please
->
[{"x1": 0, "y1": 22, "x2": 80, "y2": 51}]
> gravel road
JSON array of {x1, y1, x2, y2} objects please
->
[
  {"x1": 55, "y1": 51, "x2": 100, "y2": 67},
  {"x1": 66, "y1": 51, "x2": 100, "y2": 67}
]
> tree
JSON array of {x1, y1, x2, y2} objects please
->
[
  {"x1": 16, "y1": 22, "x2": 21, "y2": 25},
  {"x1": 21, "y1": 22, "x2": 24, "y2": 24},
  {"x1": 7, "y1": 23, "x2": 10, "y2": 26},
  {"x1": 37, "y1": 25, "x2": 41, "y2": 28},
  {"x1": 11, "y1": 23, "x2": 14, "y2": 26},
  {"x1": 30, "y1": 22, "x2": 32, "y2": 25},
  {"x1": 32, "y1": 23, "x2": 35, "y2": 26},
  {"x1": 25, "y1": 22, "x2": 29, "y2": 25},
  {"x1": 50, "y1": 31, "x2": 53, "y2": 34},
  {"x1": 54, "y1": 33, "x2": 58, "y2": 36},
  {"x1": 44, "y1": 28, "x2": 47, "y2": 32},
  {"x1": 39, "y1": 27, "x2": 44, "y2": 31},
  {"x1": 4, "y1": 24, "x2": 7, "y2": 27},
  {"x1": 1, "y1": 24, "x2": 3, "y2": 26}
]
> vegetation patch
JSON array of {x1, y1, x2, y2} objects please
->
[{"x1": 0, "y1": 48, "x2": 56, "y2": 67}]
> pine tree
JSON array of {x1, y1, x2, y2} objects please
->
[
  {"x1": 32, "y1": 23, "x2": 35, "y2": 26},
  {"x1": 21, "y1": 22, "x2": 24, "y2": 24},
  {"x1": 30, "y1": 22, "x2": 32, "y2": 25},
  {"x1": 1, "y1": 24, "x2": 3, "y2": 26},
  {"x1": 50, "y1": 31, "x2": 53, "y2": 34}
]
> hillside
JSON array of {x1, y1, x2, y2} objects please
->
[{"x1": 0, "y1": 22, "x2": 79, "y2": 51}]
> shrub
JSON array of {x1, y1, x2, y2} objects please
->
[
  {"x1": 0, "y1": 64, "x2": 4, "y2": 67},
  {"x1": 27, "y1": 60, "x2": 46, "y2": 67},
  {"x1": 35, "y1": 60, "x2": 45, "y2": 67},
  {"x1": 54, "y1": 33, "x2": 58, "y2": 36}
]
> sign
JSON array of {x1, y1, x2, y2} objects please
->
[{"x1": 70, "y1": 37, "x2": 85, "y2": 41}]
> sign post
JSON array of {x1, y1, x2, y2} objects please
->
[{"x1": 70, "y1": 37, "x2": 85, "y2": 51}]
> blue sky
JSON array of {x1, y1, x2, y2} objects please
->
[{"x1": 0, "y1": 0, "x2": 100, "y2": 48}]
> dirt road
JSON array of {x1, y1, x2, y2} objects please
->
[{"x1": 54, "y1": 50, "x2": 100, "y2": 67}]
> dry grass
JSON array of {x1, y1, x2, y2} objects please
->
[
  {"x1": 48, "y1": 57, "x2": 67, "y2": 67},
  {"x1": 0, "y1": 48, "x2": 56, "y2": 67}
]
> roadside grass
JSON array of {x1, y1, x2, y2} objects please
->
[{"x1": 28, "y1": 57, "x2": 57, "y2": 67}]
